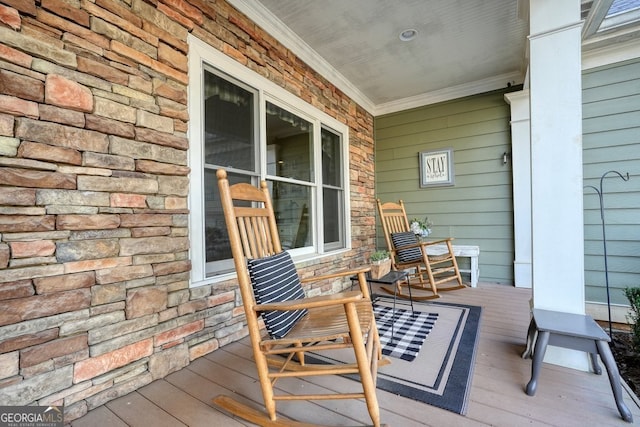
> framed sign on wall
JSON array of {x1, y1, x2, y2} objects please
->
[{"x1": 419, "y1": 148, "x2": 454, "y2": 187}]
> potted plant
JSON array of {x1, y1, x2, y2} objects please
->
[
  {"x1": 369, "y1": 250, "x2": 391, "y2": 279},
  {"x1": 410, "y1": 216, "x2": 433, "y2": 239}
]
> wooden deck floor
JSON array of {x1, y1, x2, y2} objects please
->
[{"x1": 70, "y1": 283, "x2": 640, "y2": 426}]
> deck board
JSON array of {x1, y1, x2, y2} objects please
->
[
  {"x1": 163, "y1": 368, "x2": 250, "y2": 426},
  {"x1": 70, "y1": 283, "x2": 640, "y2": 426},
  {"x1": 205, "y1": 345, "x2": 367, "y2": 426},
  {"x1": 70, "y1": 406, "x2": 129, "y2": 427},
  {"x1": 107, "y1": 389, "x2": 186, "y2": 427}
]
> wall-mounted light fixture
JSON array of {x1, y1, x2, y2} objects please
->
[{"x1": 503, "y1": 152, "x2": 511, "y2": 165}]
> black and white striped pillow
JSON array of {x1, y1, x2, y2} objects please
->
[
  {"x1": 247, "y1": 251, "x2": 307, "y2": 339},
  {"x1": 391, "y1": 232, "x2": 422, "y2": 263}
]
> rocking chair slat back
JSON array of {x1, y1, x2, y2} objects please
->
[{"x1": 378, "y1": 200, "x2": 411, "y2": 253}]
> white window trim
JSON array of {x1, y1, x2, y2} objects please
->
[{"x1": 187, "y1": 35, "x2": 352, "y2": 287}]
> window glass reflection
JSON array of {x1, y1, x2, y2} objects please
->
[
  {"x1": 204, "y1": 69, "x2": 255, "y2": 171},
  {"x1": 266, "y1": 102, "x2": 313, "y2": 182},
  {"x1": 269, "y1": 181, "x2": 311, "y2": 249}
]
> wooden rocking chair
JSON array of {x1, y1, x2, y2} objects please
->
[
  {"x1": 376, "y1": 199, "x2": 465, "y2": 300},
  {"x1": 214, "y1": 169, "x2": 387, "y2": 427}
]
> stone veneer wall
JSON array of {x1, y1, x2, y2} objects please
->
[{"x1": 0, "y1": 0, "x2": 375, "y2": 421}]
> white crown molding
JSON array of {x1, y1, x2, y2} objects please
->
[
  {"x1": 226, "y1": 0, "x2": 531, "y2": 117},
  {"x1": 374, "y1": 71, "x2": 525, "y2": 116},
  {"x1": 220, "y1": 1, "x2": 640, "y2": 117},
  {"x1": 226, "y1": 1, "x2": 538, "y2": 117},
  {"x1": 227, "y1": 0, "x2": 376, "y2": 114},
  {"x1": 582, "y1": 38, "x2": 640, "y2": 70}
]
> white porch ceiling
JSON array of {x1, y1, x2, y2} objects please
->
[{"x1": 228, "y1": 0, "x2": 640, "y2": 115}]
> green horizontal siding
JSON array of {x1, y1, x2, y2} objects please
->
[
  {"x1": 583, "y1": 57, "x2": 640, "y2": 306},
  {"x1": 374, "y1": 89, "x2": 517, "y2": 285},
  {"x1": 374, "y1": 58, "x2": 640, "y2": 298}
]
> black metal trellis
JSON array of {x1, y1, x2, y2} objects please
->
[{"x1": 584, "y1": 170, "x2": 630, "y2": 336}]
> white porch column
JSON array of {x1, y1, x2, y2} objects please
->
[
  {"x1": 529, "y1": 0, "x2": 587, "y2": 369},
  {"x1": 504, "y1": 90, "x2": 531, "y2": 288}
]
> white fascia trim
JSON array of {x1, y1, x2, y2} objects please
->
[
  {"x1": 374, "y1": 71, "x2": 525, "y2": 116},
  {"x1": 582, "y1": 38, "x2": 640, "y2": 70},
  {"x1": 227, "y1": 0, "x2": 376, "y2": 114}
]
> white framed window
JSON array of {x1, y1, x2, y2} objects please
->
[{"x1": 188, "y1": 35, "x2": 351, "y2": 287}]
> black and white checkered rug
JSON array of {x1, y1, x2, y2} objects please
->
[
  {"x1": 373, "y1": 304, "x2": 438, "y2": 362},
  {"x1": 305, "y1": 301, "x2": 481, "y2": 415}
]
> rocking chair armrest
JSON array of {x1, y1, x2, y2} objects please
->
[
  {"x1": 299, "y1": 266, "x2": 371, "y2": 284},
  {"x1": 394, "y1": 237, "x2": 454, "y2": 252},
  {"x1": 254, "y1": 290, "x2": 364, "y2": 312},
  {"x1": 417, "y1": 237, "x2": 453, "y2": 246}
]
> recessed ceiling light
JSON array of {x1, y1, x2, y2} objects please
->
[{"x1": 399, "y1": 28, "x2": 418, "y2": 41}]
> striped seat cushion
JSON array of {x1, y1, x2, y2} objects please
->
[
  {"x1": 247, "y1": 251, "x2": 307, "y2": 339},
  {"x1": 391, "y1": 232, "x2": 423, "y2": 263}
]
